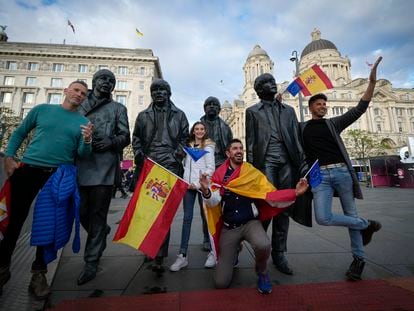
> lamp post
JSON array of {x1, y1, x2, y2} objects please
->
[{"x1": 290, "y1": 50, "x2": 304, "y2": 122}]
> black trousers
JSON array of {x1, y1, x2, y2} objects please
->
[
  {"x1": 262, "y1": 162, "x2": 293, "y2": 261},
  {"x1": 79, "y1": 185, "x2": 113, "y2": 264},
  {"x1": 0, "y1": 165, "x2": 55, "y2": 271}
]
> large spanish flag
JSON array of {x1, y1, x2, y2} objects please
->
[
  {"x1": 113, "y1": 158, "x2": 188, "y2": 258},
  {"x1": 204, "y1": 159, "x2": 297, "y2": 260},
  {"x1": 286, "y1": 64, "x2": 333, "y2": 96},
  {"x1": 0, "y1": 180, "x2": 11, "y2": 240}
]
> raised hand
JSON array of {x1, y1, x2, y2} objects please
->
[{"x1": 369, "y1": 56, "x2": 383, "y2": 83}]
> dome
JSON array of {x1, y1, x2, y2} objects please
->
[
  {"x1": 247, "y1": 45, "x2": 269, "y2": 59},
  {"x1": 301, "y1": 29, "x2": 338, "y2": 58}
]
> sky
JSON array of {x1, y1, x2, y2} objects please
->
[{"x1": 1, "y1": 0, "x2": 414, "y2": 123}]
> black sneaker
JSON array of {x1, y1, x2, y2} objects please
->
[
  {"x1": 346, "y1": 257, "x2": 365, "y2": 281},
  {"x1": 362, "y1": 220, "x2": 382, "y2": 246}
]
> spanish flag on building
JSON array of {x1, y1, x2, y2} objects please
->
[
  {"x1": 286, "y1": 64, "x2": 333, "y2": 96},
  {"x1": 0, "y1": 180, "x2": 11, "y2": 240},
  {"x1": 113, "y1": 158, "x2": 188, "y2": 258},
  {"x1": 204, "y1": 159, "x2": 297, "y2": 260}
]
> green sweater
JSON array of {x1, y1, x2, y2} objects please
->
[{"x1": 6, "y1": 104, "x2": 92, "y2": 167}]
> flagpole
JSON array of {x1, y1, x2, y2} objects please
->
[
  {"x1": 290, "y1": 50, "x2": 304, "y2": 122},
  {"x1": 146, "y1": 157, "x2": 190, "y2": 185}
]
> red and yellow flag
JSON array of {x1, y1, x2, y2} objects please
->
[
  {"x1": 204, "y1": 160, "x2": 296, "y2": 260},
  {"x1": 113, "y1": 158, "x2": 188, "y2": 258},
  {"x1": 0, "y1": 180, "x2": 11, "y2": 239},
  {"x1": 287, "y1": 64, "x2": 333, "y2": 97}
]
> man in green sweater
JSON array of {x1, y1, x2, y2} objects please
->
[{"x1": 0, "y1": 80, "x2": 93, "y2": 299}]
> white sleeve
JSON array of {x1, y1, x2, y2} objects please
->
[{"x1": 202, "y1": 188, "x2": 222, "y2": 207}]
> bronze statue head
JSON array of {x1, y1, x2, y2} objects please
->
[
  {"x1": 150, "y1": 79, "x2": 171, "y2": 107},
  {"x1": 204, "y1": 96, "x2": 221, "y2": 120},
  {"x1": 92, "y1": 69, "x2": 116, "y2": 97},
  {"x1": 254, "y1": 73, "x2": 277, "y2": 100}
]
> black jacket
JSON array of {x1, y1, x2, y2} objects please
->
[
  {"x1": 246, "y1": 100, "x2": 312, "y2": 227},
  {"x1": 77, "y1": 92, "x2": 130, "y2": 186},
  {"x1": 132, "y1": 101, "x2": 189, "y2": 176},
  {"x1": 301, "y1": 99, "x2": 369, "y2": 200}
]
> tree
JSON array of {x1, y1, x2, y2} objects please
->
[
  {"x1": 0, "y1": 107, "x2": 30, "y2": 158},
  {"x1": 346, "y1": 129, "x2": 391, "y2": 159}
]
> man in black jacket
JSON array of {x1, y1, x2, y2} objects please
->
[
  {"x1": 132, "y1": 79, "x2": 189, "y2": 273},
  {"x1": 302, "y1": 57, "x2": 383, "y2": 281},
  {"x1": 246, "y1": 73, "x2": 310, "y2": 275}
]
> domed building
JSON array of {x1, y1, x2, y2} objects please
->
[{"x1": 222, "y1": 29, "x2": 414, "y2": 159}]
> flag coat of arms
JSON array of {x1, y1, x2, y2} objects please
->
[
  {"x1": 0, "y1": 180, "x2": 11, "y2": 239},
  {"x1": 113, "y1": 158, "x2": 188, "y2": 258},
  {"x1": 287, "y1": 64, "x2": 333, "y2": 96},
  {"x1": 204, "y1": 160, "x2": 297, "y2": 260}
]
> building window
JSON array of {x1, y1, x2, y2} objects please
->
[
  {"x1": 26, "y1": 77, "x2": 37, "y2": 86},
  {"x1": 138, "y1": 95, "x2": 144, "y2": 105},
  {"x1": 347, "y1": 92, "x2": 352, "y2": 99},
  {"x1": 28, "y1": 62, "x2": 39, "y2": 71},
  {"x1": 99, "y1": 65, "x2": 109, "y2": 70},
  {"x1": 79, "y1": 64, "x2": 88, "y2": 73},
  {"x1": 405, "y1": 93, "x2": 410, "y2": 100},
  {"x1": 116, "y1": 95, "x2": 127, "y2": 105},
  {"x1": 1, "y1": 92, "x2": 12, "y2": 103},
  {"x1": 302, "y1": 107, "x2": 309, "y2": 115},
  {"x1": 376, "y1": 123, "x2": 381, "y2": 132},
  {"x1": 51, "y1": 78, "x2": 63, "y2": 88},
  {"x1": 409, "y1": 109, "x2": 414, "y2": 116},
  {"x1": 139, "y1": 81, "x2": 144, "y2": 90},
  {"x1": 411, "y1": 121, "x2": 414, "y2": 131},
  {"x1": 139, "y1": 66, "x2": 146, "y2": 75},
  {"x1": 6, "y1": 61, "x2": 17, "y2": 70},
  {"x1": 398, "y1": 122, "x2": 403, "y2": 133},
  {"x1": 251, "y1": 93, "x2": 256, "y2": 100},
  {"x1": 52, "y1": 63, "x2": 64, "y2": 72},
  {"x1": 333, "y1": 107, "x2": 344, "y2": 115},
  {"x1": 48, "y1": 93, "x2": 62, "y2": 105},
  {"x1": 116, "y1": 80, "x2": 127, "y2": 90},
  {"x1": 396, "y1": 108, "x2": 403, "y2": 116},
  {"x1": 332, "y1": 91, "x2": 337, "y2": 99},
  {"x1": 23, "y1": 92, "x2": 35, "y2": 104},
  {"x1": 118, "y1": 66, "x2": 128, "y2": 75},
  {"x1": 4, "y1": 76, "x2": 15, "y2": 86},
  {"x1": 374, "y1": 108, "x2": 380, "y2": 116}
]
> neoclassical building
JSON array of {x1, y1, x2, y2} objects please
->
[
  {"x1": 222, "y1": 29, "x2": 414, "y2": 155},
  {"x1": 0, "y1": 31, "x2": 162, "y2": 131}
]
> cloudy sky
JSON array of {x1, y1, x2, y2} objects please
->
[{"x1": 1, "y1": 0, "x2": 414, "y2": 123}]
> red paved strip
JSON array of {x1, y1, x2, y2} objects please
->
[{"x1": 51, "y1": 278, "x2": 414, "y2": 311}]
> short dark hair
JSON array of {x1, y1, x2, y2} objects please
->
[
  {"x1": 69, "y1": 80, "x2": 88, "y2": 89},
  {"x1": 203, "y1": 96, "x2": 220, "y2": 108},
  {"x1": 150, "y1": 79, "x2": 171, "y2": 96},
  {"x1": 308, "y1": 93, "x2": 327, "y2": 106},
  {"x1": 226, "y1": 138, "x2": 243, "y2": 151}
]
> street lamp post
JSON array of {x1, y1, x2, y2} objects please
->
[{"x1": 290, "y1": 50, "x2": 304, "y2": 122}]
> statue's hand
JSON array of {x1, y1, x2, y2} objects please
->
[{"x1": 92, "y1": 135, "x2": 113, "y2": 152}]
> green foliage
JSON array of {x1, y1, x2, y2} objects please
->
[
  {"x1": 0, "y1": 107, "x2": 31, "y2": 158},
  {"x1": 346, "y1": 129, "x2": 391, "y2": 159}
]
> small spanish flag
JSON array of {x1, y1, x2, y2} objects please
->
[
  {"x1": 113, "y1": 158, "x2": 188, "y2": 258},
  {"x1": 0, "y1": 180, "x2": 11, "y2": 240},
  {"x1": 135, "y1": 28, "x2": 144, "y2": 37},
  {"x1": 287, "y1": 64, "x2": 333, "y2": 96}
]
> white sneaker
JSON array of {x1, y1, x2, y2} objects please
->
[
  {"x1": 169, "y1": 254, "x2": 188, "y2": 272},
  {"x1": 204, "y1": 251, "x2": 216, "y2": 268}
]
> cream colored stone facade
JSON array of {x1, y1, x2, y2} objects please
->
[
  {"x1": 0, "y1": 41, "x2": 162, "y2": 130},
  {"x1": 222, "y1": 30, "x2": 414, "y2": 155}
]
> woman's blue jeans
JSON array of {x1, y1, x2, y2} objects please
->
[{"x1": 179, "y1": 189, "x2": 210, "y2": 255}]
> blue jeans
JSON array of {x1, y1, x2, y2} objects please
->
[
  {"x1": 311, "y1": 166, "x2": 368, "y2": 258},
  {"x1": 179, "y1": 189, "x2": 210, "y2": 255}
]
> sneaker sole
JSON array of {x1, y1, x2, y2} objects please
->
[
  {"x1": 169, "y1": 264, "x2": 188, "y2": 272},
  {"x1": 257, "y1": 288, "x2": 272, "y2": 294}
]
